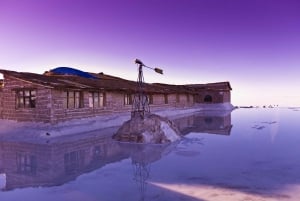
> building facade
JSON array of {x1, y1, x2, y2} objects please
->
[{"x1": 0, "y1": 69, "x2": 232, "y2": 123}]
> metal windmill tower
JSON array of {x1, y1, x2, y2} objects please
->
[{"x1": 131, "y1": 59, "x2": 163, "y2": 119}]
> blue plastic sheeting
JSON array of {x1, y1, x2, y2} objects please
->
[{"x1": 50, "y1": 67, "x2": 98, "y2": 79}]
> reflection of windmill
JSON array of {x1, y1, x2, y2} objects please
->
[
  {"x1": 132, "y1": 161, "x2": 150, "y2": 201},
  {"x1": 118, "y1": 142, "x2": 177, "y2": 201},
  {"x1": 130, "y1": 145, "x2": 157, "y2": 201}
]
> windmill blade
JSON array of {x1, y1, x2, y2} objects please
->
[{"x1": 154, "y1": 68, "x2": 163, "y2": 74}]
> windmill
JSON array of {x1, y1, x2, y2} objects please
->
[{"x1": 131, "y1": 59, "x2": 163, "y2": 119}]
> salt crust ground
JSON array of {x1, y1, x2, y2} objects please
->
[{"x1": 0, "y1": 103, "x2": 234, "y2": 140}]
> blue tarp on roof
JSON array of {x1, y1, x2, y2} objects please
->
[{"x1": 50, "y1": 67, "x2": 98, "y2": 79}]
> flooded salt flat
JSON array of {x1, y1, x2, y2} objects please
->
[{"x1": 0, "y1": 108, "x2": 300, "y2": 201}]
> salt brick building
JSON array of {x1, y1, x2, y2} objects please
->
[{"x1": 0, "y1": 68, "x2": 232, "y2": 123}]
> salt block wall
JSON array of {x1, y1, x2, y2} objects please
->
[
  {"x1": 1, "y1": 76, "x2": 52, "y2": 122},
  {"x1": 0, "y1": 87, "x2": 3, "y2": 119},
  {"x1": 223, "y1": 91, "x2": 231, "y2": 103},
  {"x1": 194, "y1": 90, "x2": 230, "y2": 104},
  {"x1": 0, "y1": 76, "x2": 231, "y2": 122},
  {"x1": 50, "y1": 90, "x2": 133, "y2": 122}
]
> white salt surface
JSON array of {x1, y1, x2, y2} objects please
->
[
  {"x1": 160, "y1": 121, "x2": 180, "y2": 142},
  {"x1": 0, "y1": 107, "x2": 204, "y2": 139}
]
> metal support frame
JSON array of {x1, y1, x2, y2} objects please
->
[
  {"x1": 131, "y1": 63, "x2": 150, "y2": 119},
  {"x1": 131, "y1": 59, "x2": 163, "y2": 119}
]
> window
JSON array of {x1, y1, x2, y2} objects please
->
[
  {"x1": 204, "y1": 117, "x2": 213, "y2": 124},
  {"x1": 89, "y1": 92, "x2": 105, "y2": 108},
  {"x1": 16, "y1": 153, "x2": 37, "y2": 175},
  {"x1": 0, "y1": 173, "x2": 6, "y2": 190},
  {"x1": 64, "y1": 150, "x2": 85, "y2": 174},
  {"x1": 164, "y1": 94, "x2": 168, "y2": 104},
  {"x1": 192, "y1": 95, "x2": 195, "y2": 103},
  {"x1": 124, "y1": 94, "x2": 132, "y2": 105},
  {"x1": 63, "y1": 91, "x2": 83, "y2": 109},
  {"x1": 186, "y1": 94, "x2": 190, "y2": 103},
  {"x1": 16, "y1": 89, "x2": 36, "y2": 108},
  {"x1": 176, "y1": 94, "x2": 180, "y2": 103},
  {"x1": 204, "y1": 95, "x2": 213, "y2": 103},
  {"x1": 148, "y1": 94, "x2": 153, "y2": 104},
  {"x1": 93, "y1": 146, "x2": 101, "y2": 160}
]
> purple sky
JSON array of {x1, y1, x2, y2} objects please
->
[{"x1": 0, "y1": 0, "x2": 300, "y2": 106}]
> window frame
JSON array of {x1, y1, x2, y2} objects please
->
[
  {"x1": 204, "y1": 95, "x2": 213, "y2": 103},
  {"x1": 64, "y1": 150, "x2": 85, "y2": 174},
  {"x1": 63, "y1": 90, "x2": 84, "y2": 109},
  {"x1": 186, "y1": 94, "x2": 190, "y2": 103},
  {"x1": 176, "y1": 94, "x2": 180, "y2": 103},
  {"x1": 164, "y1": 94, "x2": 168, "y2": 104},
  {"x1": 124, "y1": 93, "x2": 132, "y2": 105},
  {"x1": 16, "y1": 153, "x2": 37, "y2": 175},
  {"x1": 89, "y1": 91, "x2": 105, "y2": 108},
  {"x1": 148, "y1": 94, "x2": 153, "y2": 105},
  {"x1": 16, "y1": 89, "x2": 36, "y2": 109}
]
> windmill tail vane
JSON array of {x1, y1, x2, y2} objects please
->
[{"x1": 154, "y1": 68, "x2": 163, "y2": 74}]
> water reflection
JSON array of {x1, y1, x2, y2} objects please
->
[
  {"x1": 0, "y1": 111, "x2": 231, "y2": 192},
  {"x1": 173, "y1": 110, "x2": 232, "y2": 136},
  {"x1": 121, "y1": 143, "x2": 176, "y2": 201},
  {"x1": 0, "y1": 135, "x2": 127, "y2": 191},
  {"x1": 1, "y1": 109, "x2": 300, "y2": 200}
]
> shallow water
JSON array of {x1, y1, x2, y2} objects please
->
[{"x1": 0, "y1": 108, "x2": 300, "y2": 201}]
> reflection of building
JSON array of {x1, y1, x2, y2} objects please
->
[
  {"x1": 0, "y1": 110, "x2": 232, "y2": 191},
  {"x1": 173, "y1": 111, "x2": 232, "y2": 136},
  {"x1": 0, "y1": 131, "x2": 175, "y2": 192},
  {"x1": 0, "y1": 133, "x2": 128, "y2": 191}
]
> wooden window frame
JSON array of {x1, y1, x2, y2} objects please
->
[
  {"x1": 176, "y1": 94, "x2": 180, "y2": 103},
  {"x1": 164, "y1": 94, "x2": 168, "y2": 104},
  {"x1": 64, "y1": 150, "x2": 85, "y2": 174},
  {"x1": 89, "y1": 92, "x2": 105, "y2": 108},
  {"x1": 186, "y1": 94, "x2": 190, "y2": 103},
  {"x1": 16, "y1": 89, "x2": 36, "y2": 109},
  {"x1": 63, "y1": 91, "x2": 84, "y2": 109},
  {"x1": 148, "y1": 94, "x2": 153, "y2": 105},
  {"x1": 16, "y1": 153, "x2": 37, "y2": 175},
  {"x1": 204, "y1": 95, "x2": 213, "y2": 103},
  {"x1": 124, "y1": 93, "x2": 132, "y2": 105}
]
